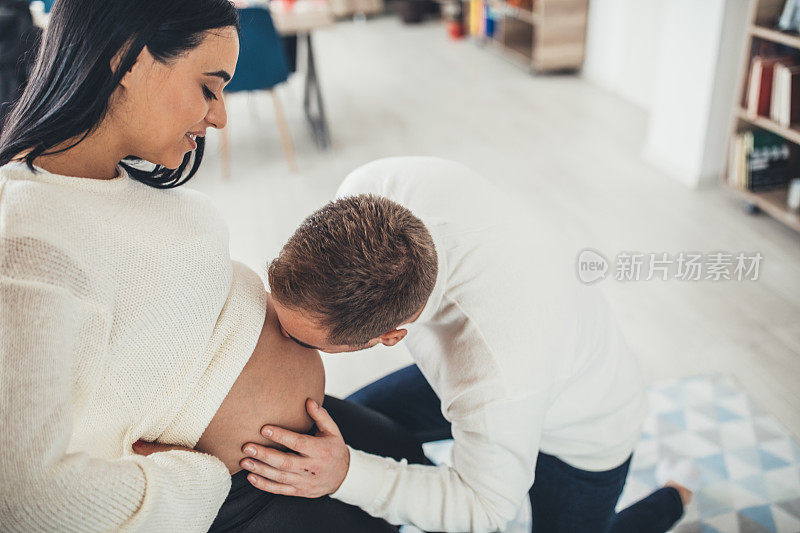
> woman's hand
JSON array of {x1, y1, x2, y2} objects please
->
[
  {"x1": 240, "y1": 398, "x2": 350, "y2": 498},
  {"x1": 132, "y1": 440, "x2": 197, "y2": 456},
  {"x1": 133, "y1": 440, "x2": 242, "y2": 474}
]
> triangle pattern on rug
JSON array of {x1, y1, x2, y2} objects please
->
[{"x1": 626, "y1": 375, "x2": 800, "y2": 533}]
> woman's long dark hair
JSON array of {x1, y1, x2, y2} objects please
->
[{"x1": 0, "y1": 0, "x2": 239, "y2": 188}]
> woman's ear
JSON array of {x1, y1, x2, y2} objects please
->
[{"x1": 112, "y1": 46, "x2": 150, "y2": 89}]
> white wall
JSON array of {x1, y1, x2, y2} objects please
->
[
  {"x1": 582, "y1": 0, "x2": 751, "y2": 189},
  {"x1": 582, "y1": 0, "x2": 666, "y2": 111},
  {"x1": 643, "y1": 0, "x2": 750, "y2": 188},
  {"x1": 698, "y1": 0, "x2": 752, "y2": 184}
]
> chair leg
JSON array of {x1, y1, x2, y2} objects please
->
[{"x1": 270, "y1": 88, "x2": 298, "y2": 172}]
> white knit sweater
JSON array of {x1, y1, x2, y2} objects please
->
[{"x1": 0, "y1": 162, "x2": 267, "y2": 532}]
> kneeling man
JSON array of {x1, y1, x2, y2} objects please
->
[{"x1": 241, "y1": 157, "x2": 692, "y2": 532}]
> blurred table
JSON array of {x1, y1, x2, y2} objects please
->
[{"x1": 269, "y1": 0, "x2": 333, "y2": 149}]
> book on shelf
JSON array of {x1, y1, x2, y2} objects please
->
[
  {"x1": 506, "y1": 0, "x2": 533, "y2": 9},
  {"x1": 778, "y1": 0, "x2": 800, "y2": 33},
  {"x1": 747, "y1": 56, "x2": 793, "y2": 117},
  {"x1": 463, "y1": 0, "x2": 500, "y2": 39},
  {"x1": 728, "y1": 130, "x2": 794, "y2": 191},
  {"x1": 769, "y1": 60, "x2": 800, "y2": 126},
  {"x1": 485, "y1": 2, "x2": 496, "y2": 38},
  {"x1": 468, "y1": 0, "x2": 484, "y2": 36}
]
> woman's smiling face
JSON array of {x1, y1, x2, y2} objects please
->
[{"x1": 115, "y1": 27, "x2": 239, "y2": 169}]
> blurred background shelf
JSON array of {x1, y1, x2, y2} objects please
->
[
  {"x1": 723, "y1": 183, "x2": 800, "y2": 232},
  {"x1": 726, "y1": 0, "x2": 800, "y2": 233},
  {"x1": 487, "y1": 35, "x2": 532, "y2": 67},
  {"x1": 737, "y1": 107, "x2": 800, "y2": 145},
  {"x1": 751, "y1": 24, "x2": 800, "y2": 50},
  {"x1": 460, "y1": 0, "x2": 588, "y2": 72},
  {"x1": 486, "y1": 0, "x2": 537, "y2": 25}
]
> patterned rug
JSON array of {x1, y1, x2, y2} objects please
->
[
  {"x1": 409, "y1": 375, "x2": 800, "y2": 533},
  {"x1": 618, "y1": 375, "x2": 800, "y2": 533}
]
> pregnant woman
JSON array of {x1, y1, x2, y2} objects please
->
[{"x1": 0, "y1": 1, "x2": 425, "y2": 531}]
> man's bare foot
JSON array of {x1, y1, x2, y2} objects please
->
[
  {"x1": 664, "y1": 480, "x2": 693, "y2": 506},
  {"x1": 656, "y1": 458, "x2": 701, "y2": 508}
]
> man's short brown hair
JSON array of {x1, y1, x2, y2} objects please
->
[{"x1": 267, "y1": 194, "x2": 438, "y2": 345}]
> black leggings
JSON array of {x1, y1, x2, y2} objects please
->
[{"x1": 208, "y1": 395, "x2": 430, "y2": 532}]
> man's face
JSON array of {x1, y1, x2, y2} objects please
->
[{"x1": 272, "y1": 299, "x2": 378, "y2": 354}]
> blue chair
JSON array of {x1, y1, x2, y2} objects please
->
[
  {"x1": 26, "y1": 0, "x2": 54, "y2": 13},
  {"x1": 222, "y1": 6, "x2": 296, "y2": 175}
]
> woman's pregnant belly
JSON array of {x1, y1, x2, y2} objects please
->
[{"x1": 195, "y1": 292, "x2": 325, "y2": 473}]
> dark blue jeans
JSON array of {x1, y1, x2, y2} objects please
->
[{"x1": 348, "y1": 364, "x2": 684, "y2": 533}]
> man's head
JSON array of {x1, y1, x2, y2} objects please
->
[{"x1": 268, "y1": 194, "x2": 438, "y2": 353}]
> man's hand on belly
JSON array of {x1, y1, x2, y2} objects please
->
[{"x1": 240, "y1": 398, "x2": 350, "y2": 498}]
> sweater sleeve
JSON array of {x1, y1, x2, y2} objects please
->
[
  {"x1": 0, "y1": 276, "x2": 231, "y2": 532},
  {"x1": 330, "y1": 394, "x2": 548, "y2": 532}
]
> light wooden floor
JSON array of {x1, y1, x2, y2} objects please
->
[{"x1": 189, "y1": 17, "x2": 800, "y2": 438}]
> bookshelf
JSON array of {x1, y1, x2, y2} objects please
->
[
  {"x1": 751, "y1": 24, "x2": 800, "y2": 49},
  {"x1": 736, "y1": 107, "x2": 800, "y2": 145},
  {"x1": 727, "y1": 0, "x2": 800, "y2": 232},
  {"x1": 723, "y1": 184, "x2": 800, "y2": 231},
  {"x1": 460, "y1": 0, "x2": 588, "y2": 72}
]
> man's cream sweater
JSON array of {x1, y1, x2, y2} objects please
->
[
  {"x1": 330, "y1": 157, "x2": 648, "y2": 532},
  {"x1": 0, "y1": 162, "x2": 267, "y2": 532}
]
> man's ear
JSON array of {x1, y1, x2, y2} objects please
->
[{"x1": 377, "y1": 329, "x2": 408, "y2": 347}]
